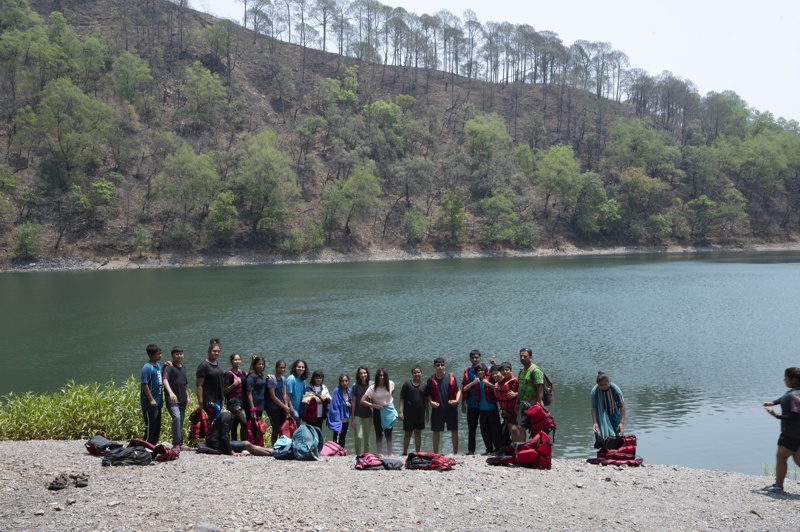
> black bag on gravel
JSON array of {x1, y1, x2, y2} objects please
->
[
  {"x1": 101, "y1": 446, "x2": 152, "y2": 466},
  {"x1": 85, "y1": 435, "x2": 124, "y2": 456}
]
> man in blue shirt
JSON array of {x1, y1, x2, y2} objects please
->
[{"x1": 140, "y1": 343, "x2": 163, "y2": 445}]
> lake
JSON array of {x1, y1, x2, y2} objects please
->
[{"x1": 2, "y1": 251, "x2": 799, "y2": 475}]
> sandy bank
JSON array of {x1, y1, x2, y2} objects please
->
[
  {"x1": 0, "y1": 440, "x2": 795, "y2": 531},
  {"x1": 3, "y1": 242, "x2": 800, "y2": 273}
]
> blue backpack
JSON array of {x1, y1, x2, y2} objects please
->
[
  {"x1": 272, "y1": 435, "x2": 294, "y2": 460},
  {"x1": 292, "y1": 424, "x2": 323, "y2": 460}
]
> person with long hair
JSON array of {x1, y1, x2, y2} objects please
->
[
  {"x1": 762, "y1": 367, "x2": 800, "y2": 493},
  {"x1": 361, "y1": 368, "x2": 396, "y2": 455},
  {"x1": 266, "y1": 359, "x2": 292, "y2": 445},
  {"x1": 350, "y1": 366, "x2": 373, "y2": 454},
  {"x1": 590, "y1": 371, "x2": 626, "y2": 440},
  {"x1": 285, "y1": 360, "x2": 308, "y2": 418},
  {"x1": 224, "y1": 353, "x2": 248, "y2": 441},
  {"x1": 328, "y1": 374, "x2": 352, "y2": 446},
  {"x1": 302, "y1": 370, "x2": 331, "y2": 429},
  {"x1": 246, "y1": 354, "x2": 267, "y2": 420},
  {"x1": 196, "y1": 338, "x2": 225, "y2": 421}
]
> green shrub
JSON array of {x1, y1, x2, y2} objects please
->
[
  {"x1": 0, "y1": 377, "x2": 195, "y2": 442},
  {"x1": 10, "y1": 220, "x2": 43, "y2": 260}
]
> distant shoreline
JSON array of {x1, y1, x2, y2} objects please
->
[{"x1": 3, "y1": 241, "x2": 800, "y2": 273}]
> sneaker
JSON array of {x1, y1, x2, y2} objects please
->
[
  {"x1": 764, "y1": 484, "x2": 784, "y2": 493},
  {"x1": 465, "y1": 451, "x2": 475, "y2": 456}
]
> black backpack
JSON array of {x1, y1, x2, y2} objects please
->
[{"x1": 101, "y1": 446, "x2": 152, "y2": 466}]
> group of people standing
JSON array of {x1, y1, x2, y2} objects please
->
[{"x1": 141, "y1": 339, "x2": 571, "y2": 456}]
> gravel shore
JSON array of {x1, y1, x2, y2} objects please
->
[{"x1": 0, "y1": 440, "x2": 796, "y2": 531}]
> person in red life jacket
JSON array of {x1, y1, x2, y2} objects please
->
[
  {"x1": 461, "y1": 349, "x2": 487, "y2": 455},
  {"x1": 473, "y1": 364, "x2": 502, "y2": 455},
  {"x1": 224, "y1": 353, "x2": 249, "y2": 442},
  {"x1": 426, "y1": 357, "x2": 461, "y2": 454},
  {"x1": 494, "y1": 362, "x2": 523, "y2": 443}
]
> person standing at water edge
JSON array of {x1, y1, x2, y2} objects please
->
[
  {"x1": 399, "y1": 365, "x2": 428, "y2": 454},
  {"x1": 516, "y1": 348, "x2": 543, "y2": 441},
  {"x1": 461, "y1": 349, "x2": 486, "y2": 455},
  {"x1": 196, "y1": 338, "x2": 225, "y2": 421},
  {"x1": 224, "y1": 353, "x2": 248, "y2": 441},
  {"x1": 286, "y1": 359, "x2": 308, "y2": 418},
  {"x1": 426, "y1": 357, "x2": 461, "y2": 454},
  {"x1": 140, "y1": 344, "x2": 163, "y2": 446},
  {"x1": 591, "y1": 371, "x2": 625, "y2": 442},
  {"x1": 762, "y1": 367, "x2": 800, "y2": 493},
  {"x1": 162, "y1": 346, "x2": 189, "y2": 450},
  {"x1": 361, "y1": 368, "x2": 396, "y2": 455},
  {"x1": 351, "y1": 366, "x2": 373, "y2": 454},
  {"x1": 328, "y1": 374, "x2": 352, "y2": 446},
  {"x1": 266, "y1": 359, "x2": 292, "y2": 445}
]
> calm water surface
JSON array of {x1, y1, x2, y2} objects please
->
[{"x1": 2, "y1": 252, "x2": 799, "y2": 475}]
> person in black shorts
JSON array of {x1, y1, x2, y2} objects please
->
[
  {"x1": 399, "y1": 366, "x2": 428, "y2": 454},
  {"x1": 762, "y1": 367, "x2": 800, "y2": 493},
  {"x1": 426, "y1": 357, "x2": 461, "y2": 454}
]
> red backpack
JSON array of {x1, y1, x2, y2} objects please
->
[{"x1": 405, "y1": 452, "x2": 457, "y2": 471}]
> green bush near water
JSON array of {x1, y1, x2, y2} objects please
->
[{"x1": 0, "y1": 377, "x2": 196, "y2": 442}]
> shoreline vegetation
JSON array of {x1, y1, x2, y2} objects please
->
[{"x1": 3, "y1": 241, "x2": 800, "y2": 273}]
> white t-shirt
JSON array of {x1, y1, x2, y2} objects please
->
[{"x1": 365, "y1": 380, "x2": 395, "y2": 407}]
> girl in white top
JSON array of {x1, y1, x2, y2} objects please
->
[{"x1": 361, "y1": 368, "x2": 396, "y2": 455}]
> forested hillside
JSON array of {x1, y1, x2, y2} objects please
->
[{"x1": 1, "y1": 0, "x2": 799, "y2": 262}]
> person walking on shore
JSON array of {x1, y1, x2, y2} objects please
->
[{"x1": 762, "y1": 367, "x2": 800, "y2": 493}]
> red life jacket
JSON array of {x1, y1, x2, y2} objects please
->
[
  {"x1": 495, "y1": 377, "x2": 519, "y2": 417},
  {"x1": 429, "y1": 372, "x2": 458, "y2": 402},
  {"x1": 463, "y1": 367, "x2": 496, "y2": 405},
  {"x1": 225, "y1": 369, "x2": 246, "y2": 401}
]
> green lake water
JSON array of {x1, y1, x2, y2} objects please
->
[{"x1": 3, "y1": 251, "x2": 799, "y2": 475}]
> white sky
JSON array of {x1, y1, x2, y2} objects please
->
[{"x1": 198, "y1": 0, "x2": 800, "y2": 122}]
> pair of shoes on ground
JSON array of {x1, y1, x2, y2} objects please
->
[
  {"x1": 48, "y1": 473, "x2": 88, "y2": 490},
  {"x1": 172, "y1": 444, "x2": 185, "y2": 452},
  {"x1": 763, "y1": 484, "x2": 784, "y2": 493}
]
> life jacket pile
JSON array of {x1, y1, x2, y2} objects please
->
[
  {"x1": 405, "y1": 452, "x2": 457, "y2": 470},
  {"x1": 355, "y1": 453, "x2": 404, "y2": 470},
  {"x1": 587, "y1": 435, "x2": 643, "y2": 466},
  {"x1": 486, "y1": 430, "x2": 552, "y2": 470}
]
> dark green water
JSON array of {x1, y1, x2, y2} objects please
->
[{"x1": 3, "y1": 252, "x2": 799, "y2": 475}]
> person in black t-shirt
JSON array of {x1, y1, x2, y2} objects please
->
[
  {"x1": 399, "y1": 365, "x2": 428, "y2": 455},
  {"x1": 163, "y1": 346, "x2": 189, "y2": 450}
]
